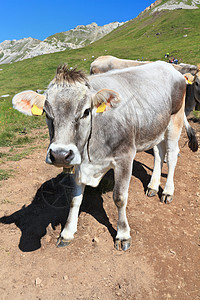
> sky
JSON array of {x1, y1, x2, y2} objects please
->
[{"x1": 0, "y1": 0, "x2": 154, "y2": 43}]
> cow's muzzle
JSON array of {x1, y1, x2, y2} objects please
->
[
  {"x1": 46, "y1": 143, "x2": 81, "y2": 167},
  {"x1": 50, "y1": 149, "x2": 74, "y2": 165}
]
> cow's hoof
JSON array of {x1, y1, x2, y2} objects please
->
[
  {"x1": 115, "y1": 238, "x2": 131, "y2": 251},
  {"x1": 146, "y1": 188, "x2": 157, "y2": 197},
  {"x1": 115, "y1": 239, "x2": 121, "y2": 251},
  {"x1": 121, "y1": 239, "x2": 131, "y2": 251},
  {"x1": 161, "y1": 194, "x2": 173, "y2": 204},
  {"x1": 56, "y1": 236, "x2": 72, "y2": 248}
]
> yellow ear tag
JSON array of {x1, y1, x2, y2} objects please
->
[
  {"x1": 184, "y1": 76, "x2": 193, "y2": 85},
  {"x1": 96, "y1": 102, "x2": 106, "y2": 113},
  {"x1": 31, "y1": 104, "x2": 43, "y2": 116}
]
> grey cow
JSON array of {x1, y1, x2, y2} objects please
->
[
  {"x1": 90, "y1": 56, "x2": 200, "y2": 116},
  {"x1": 13, "y1": 62, "x2": 198, "y2": 251}
]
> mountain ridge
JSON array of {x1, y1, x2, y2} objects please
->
[{"x1": 0, "y1": 22, "x2": 124, "y2": 65}]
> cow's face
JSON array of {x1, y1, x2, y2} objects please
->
[
  {"x1": 45, "y1": 83, "x2": 121, "y2": 168},
  {"x1": 12, "y1": 65, "x2": 121, "y2": 169},
  {"x1": 45, "y1": 83, "x2": 92, "y2": 168}
]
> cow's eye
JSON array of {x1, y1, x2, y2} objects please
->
[
  {"x1": 81, "y1": 108, "x2": 91, "y2": 119},
  {"x1": 46, "y1": 116, "x2": 54, "y2": 140},
  {"x1": 195, "y1": 81, "x2": 199, "y2": 87}
]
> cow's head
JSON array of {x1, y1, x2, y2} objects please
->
[
  {"x1": 194, "y1": 65, "x2": 200, "y2": 103},
  {"x1": 184, "y1": 66, "x2": 200, "y2": 104},
  {"x1": 12, "y1": 65, "x2": 120, "y2": 168}
]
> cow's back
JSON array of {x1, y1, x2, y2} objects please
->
[
  {"x1": 89, "y1": 61, "x2": 186, "y2": 152},
  {"x1": 89, "y1": 61, "x2": 185, "y2": 113}
]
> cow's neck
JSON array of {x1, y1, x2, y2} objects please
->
[{"x1": 77, "y1": 113, "x2": 120, "y2": 187}]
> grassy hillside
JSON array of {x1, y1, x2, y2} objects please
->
[
  {"x1": 0, "y1": 7, "x2": 199, "y2": 148},
  {"x1": 91, "y1": 9, "x2": 200, "y2": 63}
]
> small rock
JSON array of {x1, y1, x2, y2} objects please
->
[
  {"x1": 92, "y1": 237, "x2": 99, "y2": 243},
  {"x1": 63, "y1": 275, "x2": 69, "y2": 281},
  {"x1": 0, "y1": 94, "x2": 10, "y2": 98},
  {"x1": 167, "y1": 293, "x2": 172, "y2": 299},
  {"x1": 169, "y1": 249, "x2": 176, "y2": 255},
  {"x1": 35, "y1": 278, "x2": 42, "y2": 285}
]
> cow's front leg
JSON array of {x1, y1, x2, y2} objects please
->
[
  {"x1": 57, "y1": 176, "x2": 85, "y2": 248},
  {"x1": 113, "y1": 156, "x2": 134, "y2": 251}
]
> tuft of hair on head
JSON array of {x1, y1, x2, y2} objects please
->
[{"x1": 53, "y1": 64, "x2": 88, "y2": 85}]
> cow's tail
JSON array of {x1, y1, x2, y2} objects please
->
[{"x1": 184, "y1": 114, "x2": 199, "y2": 152}]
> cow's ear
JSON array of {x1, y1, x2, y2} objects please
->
[
  {"x1": 12, "y1": 90, "x2": 46, "y2": 116},
  {"x1": 92, "y1": 89, "x2": 121, "y2": 113}
]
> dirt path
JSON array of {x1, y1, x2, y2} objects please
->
[{"x1": 0, "y1": 120, "x2": 199, "y2": 300}]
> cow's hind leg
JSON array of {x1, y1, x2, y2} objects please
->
[
  {"x1": 161, "y1": 104, "x2": 184, "y2": 204},
  {"x1": 113, "y1": 155, "x2": 134, "y2": 251},
  {"x1": 146, "y1": 141, "x2": 166, "y2": 197}
]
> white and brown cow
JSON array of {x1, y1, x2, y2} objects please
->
[
  {"x1": 90, "y1": 55, "x2": 198, "y2": 75},
  {"x1": 90, "y1": 55, "x2": 151, "y2": 75},
  {"x1": 13, "y1": 62, "x2": 198, "y2": 251}
]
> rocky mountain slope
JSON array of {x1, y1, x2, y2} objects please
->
[
  {"x1": 139, "y1": 0, "x2": 200, "y2": 15},
  {"x1": 153, "y1": 0, "x2": 200, "y2": 11},
  {"x1": 0, "y1": 22, "x2": 123, "y2": 65}
]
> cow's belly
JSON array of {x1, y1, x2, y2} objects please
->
[
  {"x1": 136, "y1": 131, "x2": 165, "y2": 152},
  {"x1": 134, "y1": 111, "x2": 171, "y2": 152}
]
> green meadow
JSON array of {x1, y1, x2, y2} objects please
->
[{"x1": 0, "y1": 7, "x2": 199, "y2": 179}]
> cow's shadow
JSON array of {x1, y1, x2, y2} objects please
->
[{"x1": 0, "y1": 159, "x2": 165, "y2": 252}]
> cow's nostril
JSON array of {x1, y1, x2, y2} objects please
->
[
  {"x1": 50, "y1": 149, "x2": 55, "y2": 163},
  {"x1": 65, "y1": 150, "x2": 74, "y2": 161}
]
